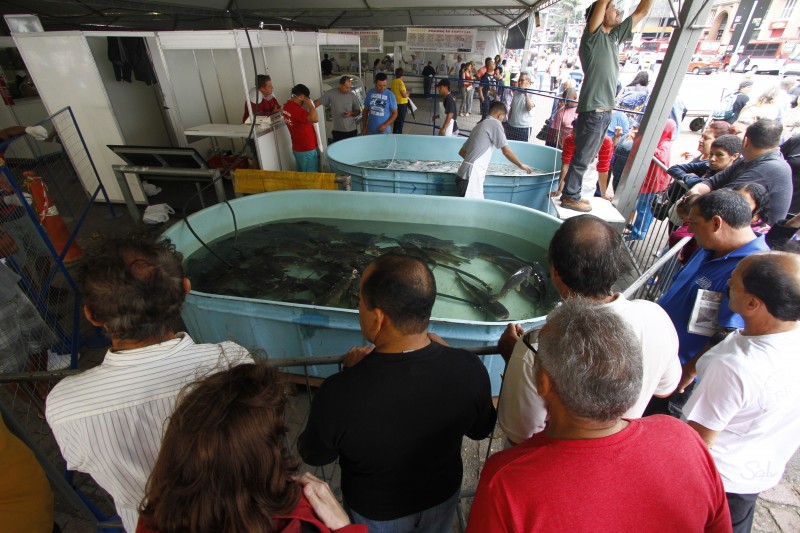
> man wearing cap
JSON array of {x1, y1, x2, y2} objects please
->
[
  {"x1": 728, "y1": 81, "x2": 753, "y2": 124},
  {"x1": 242, "y1": 74, "x2": 281, "y2": 123},
  {"x1": 434, "y1": 79, "x2": 459, "y2": 137},
  {"x1": 363, "y1": 73, "x2": 398, "y2": 135},
  {"x1": 455, "y1": 101, "x2": 532, "y2": 198},
  {"x1": 281, "y1": 84, "x2": 321, "y2": 172}
]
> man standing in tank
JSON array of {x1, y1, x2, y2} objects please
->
[{"x1": 558, "y1": 0, "x2": 654, "y2": 213}]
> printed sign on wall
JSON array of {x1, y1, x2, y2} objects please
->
[
  {"x1": 406, "y1": 28, "x2": 477, "y2": 53},
  {"x1": 322, "y1": 29, "x2": 383, "y2": 52}
]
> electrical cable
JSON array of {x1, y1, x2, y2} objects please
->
[{"x1": 176, "y1": 0, "x2": 263, "y2": 267}]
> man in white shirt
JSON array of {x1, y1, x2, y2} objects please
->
[
  {"x1": 498, "y1": 215, "x2": 680, "y2": 445},
  {"x1": 46, "y1": 238, "x2": 252, "y2": 532},
  {"x1": 684, "y1": 251, "x2": 800, "y2": 533}
]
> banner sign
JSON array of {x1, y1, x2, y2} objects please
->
[
  {"x1": 321, "y1": 29, "x2": 383, "y2": 52},
  {"x1": 406, "y1": 28, "x2": 477, "y2": 53}
]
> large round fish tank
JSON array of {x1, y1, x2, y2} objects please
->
[
  {"x1": 327, "y1": 134, "x2": 562, "y2": 214},
  {"x1": 162, "y1": 190, "x2": 562, "y2": 394}
]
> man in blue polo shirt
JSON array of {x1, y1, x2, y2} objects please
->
[
  {"x1": 362, "y1": 72, "x2": 397, "y2": 135},
  {"x1": 649, "y1": 190, "x2": 769, "y2": 417}
]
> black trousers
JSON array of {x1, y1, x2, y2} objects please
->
[
  {"x1": 643, "y1": 382, "x2": 695, "y2": 418},
  {"x1": 727, "y1": 492, "x2": 759, "y2": 533},
  {"x1": 332, "y1": 130, "x2": 358, "y2": 143},
  {"x1": 455, "y1": 177, "x2": 468, "y2": 197},
  {"x1": 393, "y1": 103, "x2": 407, "y2": 134}
]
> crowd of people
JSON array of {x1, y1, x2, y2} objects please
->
[{"x1": 3, "y1": 0, "x2": 800, "y2": 531}]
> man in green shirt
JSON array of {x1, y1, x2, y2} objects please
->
[{"x1": 559, "y1": 0, "x2": 653, "y2": 212}]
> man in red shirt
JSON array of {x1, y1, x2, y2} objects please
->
[
  {"x1": 281, "y1": 84, "x2": 320, "y2": 173},
  {"x1": 467, "y1": 298, "x2": 732, "y2": 533},
  {"x1": 242, "y1": 75, "x2": 281, "y2": 123}
]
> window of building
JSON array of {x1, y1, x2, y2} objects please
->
[{"x1": 780, "y1": 0, "x2": 797, "y2": 19}]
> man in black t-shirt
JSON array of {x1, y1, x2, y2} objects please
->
[
  {"x1": 421, "y1": 61, "x2": 437, "y2": 98},
  {"x1": 434, "y1": 79, "x2": 459, "y2": 136},
  {"x1": 321, "y1": 54, "x2": 333, "y2": 76},
  {"x1": 477, "y1": 57, "x2": 496, "y2": 120},
  {"x1": 729, "y1": 80, "x2": 752, "y2": 124},
  {"x1": 298, "y1": 254, "x2": 496, "y2": 532}
]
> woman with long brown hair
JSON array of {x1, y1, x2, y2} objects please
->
[{"x1": 137, "y1": 363, "x2": 364, "y2": 533}]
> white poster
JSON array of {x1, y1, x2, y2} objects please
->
[
  {"x1": 406, "y1": 28, "x2": 477, "y2": 53},
  {"x1": 321, "y1": 29, "x2": 383, "y2": 52}
]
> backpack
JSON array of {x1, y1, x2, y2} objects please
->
[{"x1": 711, "y1": 92, "x2": 737, "y2": 121}]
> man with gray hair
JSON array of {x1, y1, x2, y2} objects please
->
[
  {"x1": 467, "y1": 298, "x2": 731, "y2": 532},
  {"x1": 684, "y1": 252, "x2": 800, "y2": 533}
]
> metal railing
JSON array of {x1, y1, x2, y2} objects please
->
[{"x1": 1, "y1": 343, "x2": 506, "y2": 532}]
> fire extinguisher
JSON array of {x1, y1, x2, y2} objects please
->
[{"x1": 0, "y1": 74, "x2": 14, "y2": 106}]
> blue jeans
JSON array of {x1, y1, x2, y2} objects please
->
[
  {"x1": 348, "y1": 489, "x2": 460, "y2": 533},
  {"x1": 562, "y1": 111, "x2": 612, "y2": 201},
  {"x1": 293, "y1": 149, "x2": 319, "y2": 172},
  {"x1": 629, "y1": 192, "x2": 656, "y2": 240}
]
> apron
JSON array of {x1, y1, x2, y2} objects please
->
[
  {"x1": 439, "y1": 101, "x2": 456, "y2": 136},
  {"x1": 462, "y1": 145, "x2": 493, "y2": 199}
]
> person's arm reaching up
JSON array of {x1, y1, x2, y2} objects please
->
[
  {"x1": 587, "y1": 0, "x2": 611, "y2": 33},
  {"x1": 631, "y1": 0, "x2": 656, "y2": 28}
]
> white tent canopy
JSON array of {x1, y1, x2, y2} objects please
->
[{"x1": 1, "y1": 0, "x2": 563, "y2": 32}]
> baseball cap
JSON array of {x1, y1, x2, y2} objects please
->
[{"x1": 435, "y1": 79, "x2": 450, "y2": 88}]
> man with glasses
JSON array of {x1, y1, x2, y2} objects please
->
[
  {"x1": 497, "y1": 215, "x2": 680, "y2": 445},
  {"x1": 507, "y1": 72, "x2": 536, "y2": 141}
]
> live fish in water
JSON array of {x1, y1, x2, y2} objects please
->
[{"x1": 358, "y1": 159, "x2": 548, "y2": 177}]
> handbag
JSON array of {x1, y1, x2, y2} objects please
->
[
  {"x1": 535, "y1": 118, "x2": 550, "y2": 141},
  {"x1": 650, "y1": 179, "x2": 688, "y2": 221}
]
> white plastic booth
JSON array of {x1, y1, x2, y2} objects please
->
[{"x1": 12, "y1": 29, "x2": 359, "y2": 205}]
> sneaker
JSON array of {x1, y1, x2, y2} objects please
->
[{"x1": 560, "y1": 197, "x2": 592, "y2": 212}]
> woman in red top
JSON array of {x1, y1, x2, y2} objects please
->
[
  {"x1": 627, "y1": 118, "x2": 676, "y2": 240},
  {"x1": 460, "y1": 62, "x2": 475, "y2": 116},
  {"x1": 136, "y1": 363, "x2": 365, "y2": 533}
]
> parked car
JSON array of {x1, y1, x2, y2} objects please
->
[{"x1": 687, "y1": 56, "x2": 721, "y2": 75}]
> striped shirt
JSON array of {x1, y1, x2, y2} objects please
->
[{"x1": 45, "y1": 334, "x2": 252, "y2": 533}]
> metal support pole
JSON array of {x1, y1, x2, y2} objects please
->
[
  {"x1": 520, "y1": 10, "x2": 537, "y2": 71},
  {"x1": 613, "y1": 0, "x2": 716, "y2": 220},
  {"x1": 112, "y1": 167, "x2": 142, "y2": 221}
]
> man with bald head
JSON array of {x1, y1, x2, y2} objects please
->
[
  {"x1": 651, "y1": 189, "x2": 770, "y2": 417},
  {"x1": 684, "y1": 252, "x2": 800, "y2": 533},
  {"x1": 298, "y1": 253, "x2": 496, "y2": 531}
]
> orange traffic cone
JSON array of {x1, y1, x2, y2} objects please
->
[{"x1": 23, "y1": 170, "x2": 84, "y2": 262}]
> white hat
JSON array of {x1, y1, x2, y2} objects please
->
[{"x1": 248, "y1": 86, "x2": 264, "y2": 104}]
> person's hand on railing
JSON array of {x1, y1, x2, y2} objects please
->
[
  {"x1": 343, "y1": 345, "x2": 374, "y2": 368},
  {"x1": 498, "y1": 323, "x2": 524, "y2": 364}
]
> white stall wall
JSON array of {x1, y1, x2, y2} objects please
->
[
  {"x1": 85, "y1": 36, "x2": 171, "y2": 147},
  {"x1": 13, "y1": 32, "x2": 145, "y2": 203}
]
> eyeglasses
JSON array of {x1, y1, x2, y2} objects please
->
[{"x1": 521, "y1": 328, "x2": 541, "y2": 357}]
